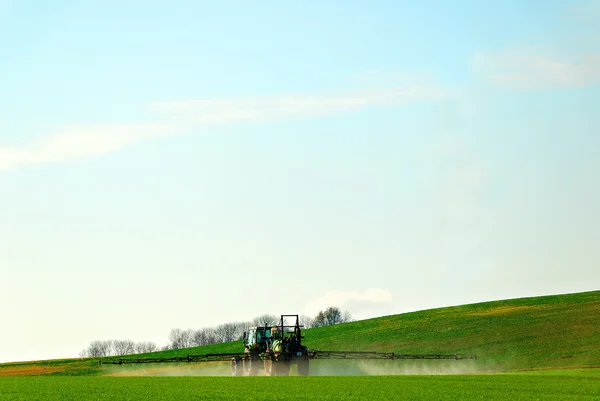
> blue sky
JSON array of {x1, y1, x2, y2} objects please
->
[{"x1": 1, "y1": 0, "x2": 599, "y2": 362}]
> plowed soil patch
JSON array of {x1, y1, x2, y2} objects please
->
[{"x1": 0, "y1": 366, "x2": 64, "y2": 376}]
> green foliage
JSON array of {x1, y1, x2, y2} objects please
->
[
  {"x1": 312, "y1": 306, "x2": 351, "y2": 327},
  {"x1": 1, "y1": 374, "x2": 599, "y2": 400}
]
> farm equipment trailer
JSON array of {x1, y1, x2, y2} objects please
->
[{"x1": 101, "y1": 314, "x2": 477, "y2": 376}]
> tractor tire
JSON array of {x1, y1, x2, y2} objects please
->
[
  {"x1": 230, "y1": 358, "x2": 237, "y2": 376},
  {"x1": 297, "y1": 356, "x2": 310, "y2": 376},
  {"x1": 230, "y1": 357, "x2": 243, "y2": 376},
  {"x1": 249, "y1": 358, "x2": 260, "y2": 376},
  {"x1": 243, "y1": 357, "x2": 260, "y2": 376},
  {"x1": 263, "y1": 358, "x2": 273, "y2": 376}
]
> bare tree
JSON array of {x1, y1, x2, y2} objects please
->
[
  {"x1": 169, "y1": 328, "x2": 184, "y2": 349},
  {"x1": 135, "y1": 341, "x2": 158, "y2": 354},
  {"x1": 169, "y1": 328, "x2": 196, "y2": 349},
  {"x1": 105, "y1": 340, "x2": 116, "y2": 356},
  {"x1": 192, "y1": 328, "x2": 208, "y2": 346},
  {"x1": 215, "y1": 322, "x2": 244, "y2": 343},
  {"x1": 204, "y1": 327, "x2": 217, "y2": 345},
  {"x1": 181, "y1": 329, "x2": 195, "y2": 348},
  {"x1": 112, "y1": 340, "x2": 135, "y2": 356},
  {"x1": 237, "y1": 321, "x2": 254, "y2": 340},
  {"x1": 252, "y1": 314, "x2": 279, "y2": 327},
  {"x1": 80, "y1": 340, "x2": 113, "y2": 357},
  {"x1": 125, "y1": 340, "x2": 135, "y2": 354},
  {"x1": 80, "y1": 338, "x2": 163, "y2": 357},
  {"x1": 342, "y1": 310, "x2": 353, "y2": 323},
  {"x1": 80, "y1": 340, "x2": 104, "y2": 357},
  {"x1": 299, "y1": 314, "x2": 315, "y2": 329},
  {"x1": 192, "y1": 327, "x2": 220, "y2": 346}
]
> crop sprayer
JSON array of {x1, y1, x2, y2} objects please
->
[{"x1": 101, "y1": 315, "x2": 477, "y2": 376}]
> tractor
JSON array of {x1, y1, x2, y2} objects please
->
[{"x1": 230, "y1": 314, "x2": 310, "y2": 376}]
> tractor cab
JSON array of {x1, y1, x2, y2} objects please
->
[
  {"x1": 243, "y1": 327, "x2": 275, "y2": 351},
  {"x1": 243, "y1": 316, "x2": 304, "y2": 354}
]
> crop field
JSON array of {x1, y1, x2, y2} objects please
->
[
  {"x1": 103, "y1": 290, "x2": 600, "y2": 373},
  {"x1": 2, "y1": 372, "x2": 600, "y2": 400},
  {"x1": 2, "y1": 290, "x2": 598, "y2": 378},
  {"x1": 1, "y1": 291, "x2": 598, "y2": 400}
]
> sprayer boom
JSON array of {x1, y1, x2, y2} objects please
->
[
  {"x1": 100, "y1": 314, "x2": 476, "y2": 376},
  {"x1": 310, "y1": 351, "x2": 476, "y2": 360},
  {"x1": 100, "y1": 351, "x2": 476, "y2": 365}
]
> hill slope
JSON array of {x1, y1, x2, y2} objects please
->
[
  {"x1": 302, "y1": 290, "x2": 600, "y2": 371},
  {"x1": 1, "y1": 290, "x2": 599, "y2": 375}
]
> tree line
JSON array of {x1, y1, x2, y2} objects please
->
[
  {"x1": 79, "y1": 306, "x2": 352, "y2": 357},
  {"x1": 79, "y1": 340, "x2": 158, "y2": 357}
]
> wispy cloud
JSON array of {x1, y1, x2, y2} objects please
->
[
  {"x1": 149, "y1": 85, "x2": 448, "y2": 124},
  {"x1": 0, "y1": 123, "x2": 175, "y2": 171},
  {"x1": 1, "y1": 83, "x2": 448, "y2": 171},
  {"x1": 473, "y1": 47, "x2": 600, "y2": 90}
]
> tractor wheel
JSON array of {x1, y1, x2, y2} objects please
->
[
  {"x1": 242, "y1": 358, "x2": 250, "y2": 376},
  {"x1": 243, "y1": 357, "x2": 260, "y2": 376},
  {"x1": 298, "y1": 356, "x2": 310, "y2": 376},
  {"x1": 230, "y1": 357, "x2": 243, "y2": 376},
  {"x1": 263, "y1": 358, "x2": 273, "y2": 376},
  {"x1": 249, "y1": 358, "x2": 260, "y2": 376}
]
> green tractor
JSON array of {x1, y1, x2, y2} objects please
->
[{"x1": 230, "y1": 314, "x2": 310, "y2": 376}]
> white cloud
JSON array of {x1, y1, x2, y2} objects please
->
[
  {"x1": 473, "y1": 48, "x2": 600, "y2": 90},
  {"x1": 149, "y1": 85, "x2": 448, "y2": 124},
  {"x1": 1, "y1": 83, "x2": 448, "y2": 171},
  {"x1": 0, "y1": 123, "x2": 176, "y2": 171},
  {"x1": 303, "y1": 288, "x2": 393, "y2": 317}
]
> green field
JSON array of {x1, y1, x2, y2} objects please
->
[
  {"x1": 1, "y1": 290, "x2": 599, "y2": 377},
  {"x1": 109, "y1": 289, "x2": 600, "y2": 373},
  {"x1": 1, "y1": 291, "x2": 599, "y2": 399},
  {"x1": 1, "y1": 373, "x2": 600, "y2": 400}
]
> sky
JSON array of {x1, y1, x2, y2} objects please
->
[{"x1": 1, "y1": 0, "x2": 599, "y2": 363}]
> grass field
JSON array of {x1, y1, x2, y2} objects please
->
[
  {"x1": 0, "y1": 290, "x2": 598, "y2": 378},
  {"x1": 1, "y1": 372, "x2": 600, "y2": 400},
  {"x1": 1, "y1": 291, "x2": 599, "y2": 400},
  {"x1": 106, "y1": 290, "x2": 600, "y2": 374}
]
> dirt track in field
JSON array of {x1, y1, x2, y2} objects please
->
[{"x1": 0, "y1": 366, "x2": 64, "y2": 376}]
